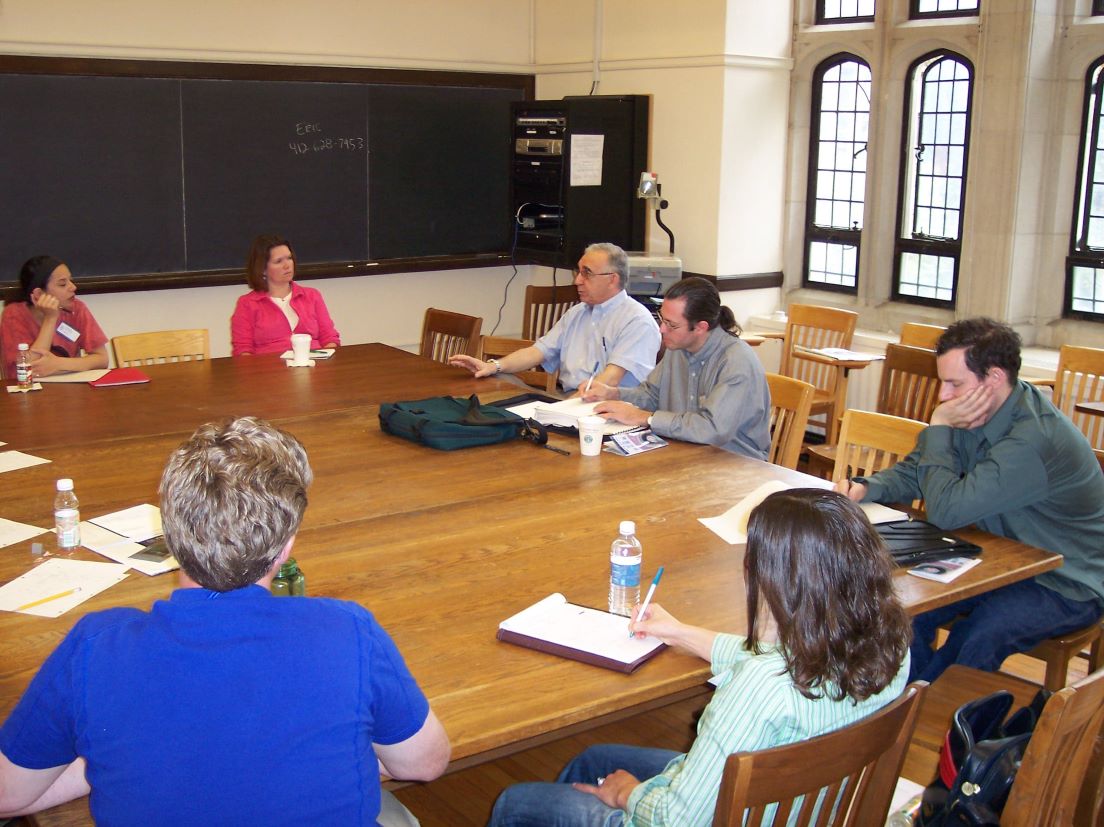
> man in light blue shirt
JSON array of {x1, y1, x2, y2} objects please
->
[{"x1": 449, "y1": 243, "x2": 660, "y2": 392}]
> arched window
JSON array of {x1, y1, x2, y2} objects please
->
[
  {"x1": 894, "y1": 51, "x2": 973, "y2": 306},
  {"x1": 817, "y1": 1, "x2": 874, "y2": 24},
  {"x1": 803, "y1": 54, "x2": 871, "y2": 292},
  {"x1": 1066, "y1": 57, "x2": 1104, "y2": 319},
  {"x1": 910, "y1": 0, "x2": 979, "y2": 19}
]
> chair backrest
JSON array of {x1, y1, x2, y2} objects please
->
[
  {"x1": 899, "y1": 322, "x2": 946, "y2": 350},
  {"x1": 765, "y1": 373, "x2": 815, "y2": 470},
  {"x1": 522, "y1": 284, "x2": 579, "y2": 341},
  {"x1": 479, "y1": 335, "x2": 558, "y2": 393},
  {"x1": 831, "y1": 409, "x2": 926, "y2": 484},
  {"x1": 1002, "y1": 667, "x2": 1104, "y2": 826},
  {"x1": 778, "y1": 304, "x2": 858, "y2": 395},
  {"x1": 878, "y1": 343, "x2": 941, "y2": 422},
  {"x1": 420, "y1": 308, "x2": 482, "y2": 364},
  {"x1": 712, "y1": 683, "x2": 926, "y2": 827},
  {"x1": 112, "y1": 329, "x2": 210, "y2": 367},
  {"x1": 1051, "y1": 344, "x2": 1104, "y2": 451}
]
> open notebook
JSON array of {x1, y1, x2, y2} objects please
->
[{"x1": 497, "y1": 593, "x2": 665, "y2": 673}]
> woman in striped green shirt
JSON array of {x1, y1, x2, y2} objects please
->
[{"x1": 488, "y1": 489, "x2": 912, "y2": 827}]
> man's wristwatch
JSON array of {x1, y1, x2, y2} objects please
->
[{"x1": 487, "y1": 358, "x2": 502, "y2": 374}]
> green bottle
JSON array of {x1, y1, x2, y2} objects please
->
[{"x1": 282, "y1": 557, "x2": 306, "y2": 596}]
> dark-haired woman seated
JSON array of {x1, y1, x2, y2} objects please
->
[
  {"x1": 230, "y1": 235, "x2": 341, "y2": 356},
  {"x1": 1, "y1": 256, "x2": 109, "y2": 380},
  {"x1": 487, "y1": 489, "x2": 912, "y2": 827}
]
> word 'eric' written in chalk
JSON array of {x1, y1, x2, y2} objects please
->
[{"x1": 288, "y1": 122, "x2": 365, "y2": 156}]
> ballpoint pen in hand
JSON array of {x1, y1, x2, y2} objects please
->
[
  {"x1": 630, "y1": 566, "x2": 664, "y2": 638},
  {"x1": 583, "y1": 361, "x2": 600, "y2": 395}
]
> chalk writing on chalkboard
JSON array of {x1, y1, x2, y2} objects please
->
[{"x1": 0, "y1": 58, "x2": 529, "y2": 288}]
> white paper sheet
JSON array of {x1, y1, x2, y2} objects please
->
[
  {"x1": 88, "y1": 503, "x2": 162, "y2": 542},
  {"x1": 0, "y1": 558, "x2": 129, "y2": 617},
  {"x1": 36, "y1": 369, "x2": 111, "y2": 383},
  {"x1": 499, "y1": 593, "x2": 663, "y2": 666},
  {"x1": 0, "y1": 517, "x2": 50, "y2": 549},
  {"x1": 0, "y1": 451, "x2": 51, "y2": 473},
  {"x1": 699, "y1": 481, "x2": 910, "y2": 545},
  {"x1": 6, "y1": 383, "x2": 43, "y2": 393},
  {"x1": 569, "y1": 134, "x2": 604, "y2": 186},
  {"x1": 794, "y1": 346, "x2": 884, "y2": 363}
]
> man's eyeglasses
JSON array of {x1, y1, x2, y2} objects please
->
[
  {"x1": 573, "y1": 267, "x2": 617, "y2": 280},
  {"x1": 658, "y1": 315, "x2": 683, "y2": 331}
]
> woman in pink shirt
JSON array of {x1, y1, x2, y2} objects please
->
[
  {"x1": 230, "y1": 235, "x2": 341, "y2": 356},
  {"x1": 1, "y1": 255, "x2": 109, "y2": 380}
]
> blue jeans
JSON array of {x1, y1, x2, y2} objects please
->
[
  {"x1": 910, "y1": 578, "x2": 1102, "y2": 683},
  {"x1": 487, "y1": 744, "x2": 681, "y2": 827}
]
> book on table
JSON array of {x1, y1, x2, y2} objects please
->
[{"x1": 497, "y1": 593, "x2": 665, "y2": 673}]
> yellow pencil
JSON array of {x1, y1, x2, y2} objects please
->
[{"x1": 16, "y1": 588, "x2": 79, "y2": 612}]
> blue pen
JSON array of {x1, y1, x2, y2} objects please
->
[
  {"x1": 583, "y1": 360, "x2": 600, "y2": 394},
  {"x1": 630, "y1": 566, "x2": 664, "y2": 638}
]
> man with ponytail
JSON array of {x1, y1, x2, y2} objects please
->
[{"x1": 583, "y1": 277, "x2": 770, "y2": 459}]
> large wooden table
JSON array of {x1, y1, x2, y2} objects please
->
[{"x1": 0, "y1": 344, "x2": 1062, "y2": 825}]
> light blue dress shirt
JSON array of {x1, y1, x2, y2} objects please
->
[{"x1": 534, "y1": 290, "x2": 660, "y2": 391}]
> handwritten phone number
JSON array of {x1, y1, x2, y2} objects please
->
[{"x1": 289, "y1": 137, "x2": 366, "y2": 155}]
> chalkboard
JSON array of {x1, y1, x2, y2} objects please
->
[{"x1": 0, "y1": 58, "x2": 530, "y2": 291}]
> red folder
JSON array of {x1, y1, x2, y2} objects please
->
[{"x1": 89, "y1": 368, "x2": 151, "y2": 387}]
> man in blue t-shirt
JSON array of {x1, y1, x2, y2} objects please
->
[{"x1": 0, "y1": 417, "x2": 450, "y2": 826}]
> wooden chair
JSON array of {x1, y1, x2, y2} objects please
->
[
  {"x1": 830, "y1": 409, "x2": 927, "y2": 486},
  {"x1": 808, "y1": 344, "x2": 940, "y2": 477},
  {"x1": 1026, "y1": 624, "x2": 1104, "y2": 693},
  {"x1": 479, "y1": 335, "x2": 558, "y2": 393},
  {"x1": 899, "y1": 322, "x2": 946, "y2": 350},
  {"x1": 521, "y1": 284, "x2": 579, "y2": 341},
  {"x1": 420, "y1": 308, "x2": 482, "y2": 364},
  {"x1": 907, "y1": 665, "x2": 1104, "y2": 826},
  {"x1": 111, "y1": 329, "x2": 210, "y2": 367},
  {"x1": 765, "y1": 373, "x2": 814, "y2": 470},
  {"x1": 712, "y1": 683, "x2": 926, "y2": 826},
  {"x1": 1049, "y1": 345, "x2": 1104, "y2": 452},
  {"x1": 773, "y1": 304, "x2": 859, "y2": 446}
]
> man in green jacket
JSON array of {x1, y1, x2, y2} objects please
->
[{"x1": 837, "y1": 318, "x2": 1104, "y2": 682}]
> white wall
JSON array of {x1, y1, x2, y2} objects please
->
[{"x1": 533, "y1": 0, "x2": 792, "y2": 283}]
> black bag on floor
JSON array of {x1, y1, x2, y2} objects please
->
[
  {"x1": 917, "y1": 688, "x2": 1048, "y2": 826},
  {"x1": 379, "y1": 394, "x2": 546, "y2": 451}
]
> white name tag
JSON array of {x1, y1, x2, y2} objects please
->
[{"x1": 56, "y1": 321, "x2": 80, "y2": 343}]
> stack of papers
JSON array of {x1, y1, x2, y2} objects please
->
[
  {"x1": 83, "y1": 504, "x2": 178, "y2": 576},
  {"x1": 505, "y1": 397, "x2": 640, "y2": 436}
]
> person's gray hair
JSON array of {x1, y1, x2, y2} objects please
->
[
  {"x1": 584, "y1": 242, "x2": 629, "y2": 289},
  {"x1": 159, "y1": 416, "x2": 312, "y2": 591}
]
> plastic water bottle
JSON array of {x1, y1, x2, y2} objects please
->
[
  {"x1": 609, "y1": 520, "x2": 642, "y2": 617},
  {"x1": 54, "y1": 478, "x2": 81, "y2": 554},
  {"x1": 16, "y1": 343, "x2": 33, "y2": 390}
]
